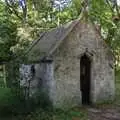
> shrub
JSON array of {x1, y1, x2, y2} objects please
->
[
  {"x1": 29, "y1": 90, "x2": 52, "y2": 109},
  {"x1": 0, "y1": 87, "x2": 53, "y2": 117},
  {"x1": 0, "y1": 88, "x2": 27, "y2": 116}
]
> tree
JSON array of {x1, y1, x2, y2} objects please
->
[
  {"x1": 1, "y1": 0, "x2": 120, "y2": 64},
  {"x1": 0, "y1": 1, "x2": 17, "y2": 62}
]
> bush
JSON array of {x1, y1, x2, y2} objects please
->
[
  {"x1": 0, "y1": 88, "x2": 88, "y2": 120},
  {"x1": 0, "y1": 88, "x2": 26, "y2": 116},
  {"x1": 0, "y1": 87, "x2": 53, "y2": 117}
]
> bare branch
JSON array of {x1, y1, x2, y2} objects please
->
[
  {"x1": 106, "y1": 0, "x2": 114, "y2": 15},
  {"x1": 5, "y1": 0, "x2": 22, "y2": 20}
]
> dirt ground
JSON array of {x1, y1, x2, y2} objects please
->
[{"x1": 87, "y1": 106, "x2": 120, "y2": 120}]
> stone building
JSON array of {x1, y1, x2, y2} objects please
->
[{"x1": 20, "y1": 18, "x2": 115, "y2": 108}]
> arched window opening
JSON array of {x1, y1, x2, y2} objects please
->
[{"x1": 80, "y1": 54, "x2": 91, "y2": 105}]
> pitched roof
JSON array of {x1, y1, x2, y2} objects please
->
[
  {"x1": 26, "y1": 18, "x2": 114, "y2": 62},
  {"x1": 26, "y1": 19, "x2": 80, "y2": 61}
]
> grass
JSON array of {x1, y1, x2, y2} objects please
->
[
  {"x1": 0, "y1": 87, "x2": 88, "y2": 120},
  {"x1": 0, "y1": 87, "x2": 11, "y2": 97},
  {"x1": 0, "y1": 108, "x2": 88, "y2": 120},
  {"x1": 23, "y1": 107, "x2": 88, "y2": 120},
  {"x1": 0, "y1": 72, "x2": 120, "y2": 120}
]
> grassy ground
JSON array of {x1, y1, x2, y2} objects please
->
[
  {"x1": 23, "y1": 72, "x2": 120, "y2": 120},
  {"x1": 0, "y1": 108, "x2": 88, "y2": 120},
  {"x1": 0, "y1": 73, "x2": 120, "y2": 120},
  {"x1": 0, "y1": 87, "x2": 88, "y2": 120},
  {"x1": 24, "y1": 108, "x2": 88, "y2": 120}
]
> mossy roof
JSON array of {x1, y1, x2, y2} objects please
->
[
  {"x1": 26, "y1": 18, "x2": 114, "y2": 62},
  {"x1": 26, "y1": 19, "x2": 80, "y2": 62}
]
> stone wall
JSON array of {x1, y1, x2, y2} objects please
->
[
  {"x1": 52, "y1": 21, "x2": 115, "y2": 108},
  {"x1": 20, "y1": 62, "x2": 55, "y2": 102},
  {"x1": 20, "y1": 64, "x2": 39, "y2": 96},
  {"x1": 20, "y1": 21, "x2": 115, "y2": 108}
]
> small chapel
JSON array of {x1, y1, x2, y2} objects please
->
[{"x1": 20, "y1": 18, "x2": 115, "y2": 108}]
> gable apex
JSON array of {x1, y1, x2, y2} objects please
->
[{"x1": 26, "y1": 18, "x2": 114, "y2": 62}]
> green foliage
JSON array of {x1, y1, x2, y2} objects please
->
[
  {"x1": 25, "y1": 108, "x2": 53, "y2": 120},
  {"x1": 24, "y1": 108, "x2": 88, "y2": 120},
  {"x1": 0, "y1": 9, "x2": 17, "y2": 61},
  {"x1": 0, "y1": 0, "x2": 120, "y2": 120},
  {"x1": 5, "y1": 61, "x2": 20, "y2": 88},
  {"x1": 29, "y1": 90, "x2": 52, "y2": 109},
  {"x1": 53, "y1": 108, "x2": 88, "y2": 120},
  {"x1": 0, "y1": 87, "x2": 88, "y2": 120},
  {"x1": 0, "y1": 87, "x2": 53, "y2": 117},
  {"x1": 0, "y1": 88, "x2": 25, "y2": 116},
  {"x1": 0, "y1": 0, "x2": 119, "y2": 63}
]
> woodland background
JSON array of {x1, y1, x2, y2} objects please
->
[{"x1": 0, "y1": 0, "x2": 120, "y2": 119}]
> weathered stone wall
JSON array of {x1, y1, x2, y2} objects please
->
[
  {"x1": 20, "y1": 62, "x2": 55, "y2": 101},
  {"x1": 37, "y1": 62, "x2": 56, "y2": 102},
  {"x1": 20, "y1": 64, "x2": 39, "y2": 96},
  {"x1": 20, "y1": 64, "x2": 33, "y2": 88},
  {"x1": 52, "y1": 21, "x2": 115, "y2": 108},
  {"x1": 20, "y1": 20, "x2": 115, "y2": 108}
]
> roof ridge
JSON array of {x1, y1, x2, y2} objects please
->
[{"x1": 48, "y1": 19, "x2": 80, "y2": 56}]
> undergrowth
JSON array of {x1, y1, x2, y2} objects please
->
[{"x1": 0, "y1": 71, "x2": 120, "y2": 120}]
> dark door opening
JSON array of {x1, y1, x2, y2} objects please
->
[{"x1": 80, "y1": 54, "x2": 91, "y2": 105}]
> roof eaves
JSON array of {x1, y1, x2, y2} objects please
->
[{"x1": 25, "y1": 32, "x2": 46, "y2": 55}]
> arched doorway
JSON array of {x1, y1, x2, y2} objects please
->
[{"x1": 80, "y1": 54, "x2": 91, "y2": 105}]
